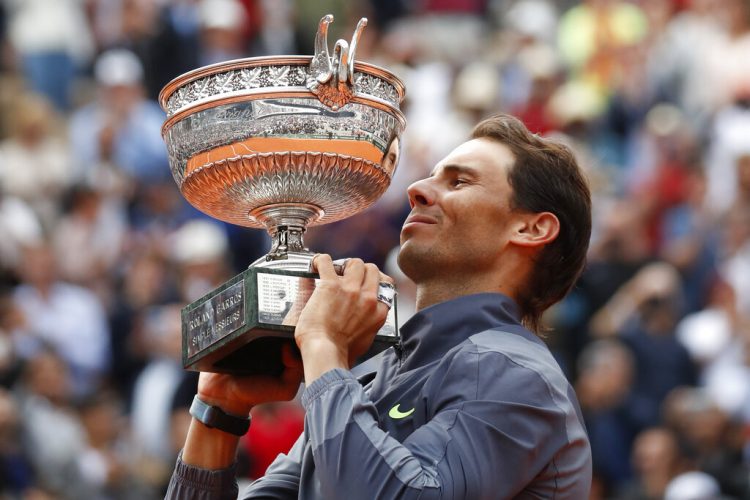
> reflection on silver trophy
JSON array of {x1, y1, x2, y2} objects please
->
[{"x1": 159, "y1": 15, "x2": 406, "y2": 375}]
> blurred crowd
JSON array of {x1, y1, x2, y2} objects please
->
[{"x1": 0, "y1": 0, "x2": 749, "y2": 498}]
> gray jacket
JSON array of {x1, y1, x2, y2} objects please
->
[{"x1": 166, "y1": 293, "x2": 592, "y2": 499}]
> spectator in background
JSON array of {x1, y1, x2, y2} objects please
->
[
  {"x1": 198, "y1": 0, "x2": 250, "y2": 66},
  {"x1": 52, "y1": 185, "x2": 127, "y2": 295},
  {"x1": 676, "y1": 280, "x2": 738, "y2": 377},
  {"x1": 557, "y1": 0, "x2": 648, "y2": 93},
  {"x1": 616, "y1": 427, "x2": 685, "y2": 500},
  {"x1": 129, "y1": 303, "x2": 186, "y2": 493},
  {"x1": 12, "y1": 243, "x2": 111, "y2": 398},
  {"x1": 648, "y1": 0, "x2": 726, "y2": 122},
  {"x1": 709, "y1": 0, "x2": 750, "y2": 107},
  {"x1": 509, "y1": 43, "x2": 562, "y2": 135},
  {"x1": 76, "y1": 390, "x2": 151, "y2": 499},
  {"x1": 69, "y1": 48, "x2": 169, "y2": 185},
  {"x1": 256, "y1": 0, "x2": 295, "y2": 56},
  {"x1": 660, "y1": 156, "x2": 718, "y2": 314},
  {"x1": 721, "y1": 155, "x2": 750, "y2": 317},
  {"x1": 1, "y1": 0, "x2": 94, "y2": 111},
  {"x1": 110, "y1": 0, "x2": 200, "y2": 100},
  {"x1": 663, "y1": 387, "x2": 750, "y2": 496},
  {"x1": 576, "y1": 339, "x2": 640, "y2": 494},
  {"x1": 170, "y1": 218, "x2": 232, "y2": 302},
  {"x1": 590, "y1": 262, "x2": 697, "y2": 427},
  {"x1": 15, "y1": 347, "x2": 87, "y2": 497},
  {"x1": 719, "y1": 203, "x2": 750, "y2": 319},
  {"x1": 0, "y1": 288, "x2": 23, "y2": 388},
  {"x1": 0, "y1": 192, "x2": 43, "y2": 275},
  {"x1": 700, "y1": 307, "x2": 750, "y2": 426},
  {"x1": 0, "y1": 388, "x2": 32, "y2": 496},
  {"x1": 705, "y1": 81, "x2": 750, "y2": 216},
  {"x1": 0, "y1": 92, "x2": 73, "y2": 231},
  {"x1": 554, "y1": 200, "x2": 651, "y2": 373},
  {"x1": 108, "y1": 250, "x2": 179, "y2": 400},
  {"x1": 734, "y1": 153, "x2": 750, "y2": 213},
  {"x1": 664, "y1": 471, "x2": 723, "y2": 500}
]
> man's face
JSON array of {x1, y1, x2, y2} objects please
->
[{"x1": 398, "y1": 138, "x2": 519, "y2": 282}]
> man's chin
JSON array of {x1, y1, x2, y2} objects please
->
[{"x1": 396, "y1": 242, "x2": 428, "y2": 280}]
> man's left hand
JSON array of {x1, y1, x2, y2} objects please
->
[{"x1": 294, "y1": 254, "x2": 392, "y2": 382}]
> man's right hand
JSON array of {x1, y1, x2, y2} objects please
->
[
  {"x1": 182, "y1": 343, "x2": 303, "y2": 469},
  {"x1": 196, "y1": 342, "x2": 304, "y2": 416}
]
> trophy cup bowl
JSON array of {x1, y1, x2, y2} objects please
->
[{"x1": 159, "y1": 15, "x2": 406, "y2": 375}]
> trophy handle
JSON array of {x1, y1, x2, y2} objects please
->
[
  {"x1": 332, "y1": 40, "x2": 349, "y2": 92},
  {"x1": 311, "y1": 15, "x2": 333, "y2": 84},
  {"x1": 347, "y1": 18, "x2": 367, "y2": 85},
  {"x1": 307, "y1": 15, "x2": 368, "y2": 110}
]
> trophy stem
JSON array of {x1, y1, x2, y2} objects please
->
[
  {"x1": 268, "y1": 224, "x2": 308, "y2": 257},
  {"x1": 248, "y1": 203, "x2": 324, "y2": 270}
]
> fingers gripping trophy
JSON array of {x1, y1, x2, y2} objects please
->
[{"x1": 159, "y1": 15, "x2": 406, "y2": 376}]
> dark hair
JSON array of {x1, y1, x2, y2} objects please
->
[{"x1": 472, "y1": 114, "x2": 592, "y2": 332}]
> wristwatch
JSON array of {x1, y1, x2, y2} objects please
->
[{"x1": 189, "y1": 396, "x2": 251, "y2": 436}]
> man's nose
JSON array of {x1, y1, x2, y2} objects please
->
[{"x1": 406, "y1": 178, "x2": 435, "y2": 209}]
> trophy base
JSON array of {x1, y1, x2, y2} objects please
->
[{"x1": 182, "y1": 266, "x2": 399, "y2": 376}]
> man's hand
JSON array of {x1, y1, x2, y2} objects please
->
[
  {"x1": 182, "y1": 343, "x2": 303, "y2": 469},
  {"x1": 196, "y1": 342, "x2": 304, "y2": 416},
  {"x1": 295, "y1": 254, "x2": 392, "y2": 383}
]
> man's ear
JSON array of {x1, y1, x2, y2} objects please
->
[{"x1": 510, "y1": 212, "x2": 560, "y2": 248}]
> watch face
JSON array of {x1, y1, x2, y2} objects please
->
[{"x1": 204, "y1": 405, "x2": 220, "y2": 427}]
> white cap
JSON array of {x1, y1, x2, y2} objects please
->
[
  {"x1": 454, "y1": 62, "x2": 500, "y2": 111},
  {"x1": 664, "y1": 471, "x2": 721, "y2": 500},
  {"x1": 199, "y1": 0, "x2": 246, "y2": 30},
  {"x1": 171, "y1": 219, "x2": 229, "y2": 264},
  {"x1": 676, "y1": 309, "x2": 731, "y2": 364},
  {"x1": 505, "y1": 0, "x2": 558, "y2": 42},
  {"x1": 94, "y1": 49, "x2": 144, "y2": 87}
]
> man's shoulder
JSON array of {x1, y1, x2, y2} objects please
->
[
  {"x1": 444, "y1": 328, "x2": 589, "y2": 453},
  {"x1": 436, "y1": 327, "x2": 574, "y2": 407},
  {"x1": 467, "y1": 328, "x2": 564, "y2": 379}
]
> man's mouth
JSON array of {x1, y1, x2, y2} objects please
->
[{"x1": 403, "y1": 213, "x2": 438, "y2": 227}]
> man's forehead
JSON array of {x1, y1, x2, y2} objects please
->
[{"x1": 431, "y1": 138, "x2": 515, "y2": 176}]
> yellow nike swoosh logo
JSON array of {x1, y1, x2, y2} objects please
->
[{"x1": 388, "y1": 404, "x2": 415, "y2": 419}]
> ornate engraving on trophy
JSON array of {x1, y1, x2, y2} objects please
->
[{"x1": 164, "y1": 66, "x2": 399, "y2": 118}]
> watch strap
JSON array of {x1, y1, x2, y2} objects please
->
[{"x1": 189, "y1": 396, "x2": 251, "y2": 436}]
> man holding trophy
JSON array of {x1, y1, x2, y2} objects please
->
[{"x1": 164, "y1": 16, "x2": 592, "y2": 499}]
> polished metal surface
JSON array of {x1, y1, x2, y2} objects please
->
[
  {"x1": 159, "y1": 16, "x2": 405, "y2": 237},
  {"x1": 166, "y1": 15, "x2": 405, "y2": 375}
]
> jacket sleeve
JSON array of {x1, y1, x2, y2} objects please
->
[
  {"x1": 165, "y1": 433, "x2": 305, "y2": 500},
  {"x1": 241, "y1": 431, "x2": 305, "y2": 498},
  {"x1": 299, "y1": 349, "x2": 588, "y2": 500},
  {"x1": 164, "y1": 452, "x2": 239, "y2": 500}
]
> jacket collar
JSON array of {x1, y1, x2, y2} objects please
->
[{"x1": 396, "y1": 293, "x2": 528, "y2": 370}]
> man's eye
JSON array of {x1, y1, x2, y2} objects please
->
[{"x1": 451, "y1": 178, "x2": 468, "y2": 187}]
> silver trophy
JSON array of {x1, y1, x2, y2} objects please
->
[{"x1": 159, "y1": 15, "x2": 406, "y2": 375}]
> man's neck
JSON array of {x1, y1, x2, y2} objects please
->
[
  {"x1": 414, "y1": 285, "x2": 462, "y2": 311},
  {"x1": 410, "y1": 251, "x2": 532, "y2": 312},
  {"x1": 414, "y1": 276, "x2": 516, "y2": 312}
]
